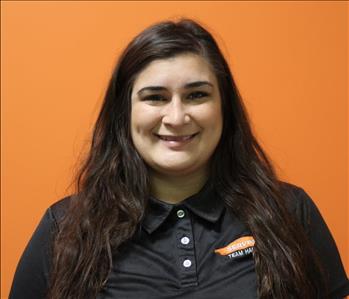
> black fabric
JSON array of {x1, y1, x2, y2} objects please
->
[{"x1": 9, "y1": 182, "x2": 349, "y2": 299}]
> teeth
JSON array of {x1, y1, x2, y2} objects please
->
[{"x1": 158, "y1": 134, "x2": 196, "y2": 141}]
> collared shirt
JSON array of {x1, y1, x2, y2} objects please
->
[{"x1": 9, "y1": 182, "x2": 349, "y2": 298}]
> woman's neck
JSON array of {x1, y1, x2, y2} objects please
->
[{"x1": 150, "y1": 168, "x2": 209, "y2": 204}]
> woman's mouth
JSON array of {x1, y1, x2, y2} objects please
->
[{"x1": 154, "y1": 133, "x2": 199, "y2": 148}]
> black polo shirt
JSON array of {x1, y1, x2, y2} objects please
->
[{"x1": 9, "y1": 182, "x2": 349, "y2": 299}]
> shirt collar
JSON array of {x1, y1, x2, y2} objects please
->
[{"x1": 141, "y1": 183, "x2": 225, "y2": 234}]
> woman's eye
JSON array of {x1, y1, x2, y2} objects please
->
[
  {"x1": 143, "y1": 95, "x2": 167, "y2": 102},
  {"x1": 187, "y1": 91, "x2": 209, "y2": 100}
]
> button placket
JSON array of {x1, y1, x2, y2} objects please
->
[{"x1": 174, "y1": 207, "x2": 198, "y2": 287}]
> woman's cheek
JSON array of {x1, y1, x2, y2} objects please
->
[{"x1": 132, "y1": 104, "x2": 160, "y2": 134}]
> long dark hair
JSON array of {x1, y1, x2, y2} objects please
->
[{"x1": 48, "y1": 19, "x2": 326, "y2": 298}]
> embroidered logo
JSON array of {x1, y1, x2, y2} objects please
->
[{"x1": 214, "y1": 236, "x2": 255, "y2": 259}]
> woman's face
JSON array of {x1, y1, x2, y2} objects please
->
[{"x1": 130, "y1": 53, "x2": 223, "y2": 177}]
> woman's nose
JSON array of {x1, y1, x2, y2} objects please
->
[{"x1": 162, "y1": 96, "x2": 190, "y2": 126}]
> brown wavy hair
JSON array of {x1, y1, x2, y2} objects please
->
[{"x1": 48, "y1": 19, "x2": 326, "y2": 298}]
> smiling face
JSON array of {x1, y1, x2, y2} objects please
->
[{"x1": 130, "y1": 53, "x2": 223, "y2": 178}]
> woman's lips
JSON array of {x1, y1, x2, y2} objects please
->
[{"x1": 154, "y1": 133, "x2": 198, "y2": 148}]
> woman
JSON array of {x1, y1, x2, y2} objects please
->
[{"x1": 9, "y1": 19, "x2": 349, "y2": 299}]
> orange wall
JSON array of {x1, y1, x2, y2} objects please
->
[{"x1": 1, "y1": 1, "x2": 348, "y2": 298}]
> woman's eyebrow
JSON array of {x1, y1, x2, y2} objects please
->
[
  {"x1": 184, "y1": 81, "x2": 213, "y2": 89},
  {"x1": 137, "y1": 81, "x2": 213, "y2": 95}
]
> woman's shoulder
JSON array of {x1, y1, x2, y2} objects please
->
[
  {"x1": 278, "y1": 181, "x2": 319, "y2": 230},
  {"x1": 47, "y1": 195, "x2": 74, "y2": 228},
  {"x1": 278, "y1": 180, "x2": 308, "y2": 200},
  {"x1": 278, "y1": 180, "x2": 312, "y2": 207},
  {"x1": 277, "y1": 181, "x2": 338, "y2": 248}
]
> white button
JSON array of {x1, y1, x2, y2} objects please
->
[
  {"x1": 183, "y1": 259, "x2": 192, "y2": 268},
  {"x1": 177, "y1": 209, "x2": 185, "y2": 218},
  {"x1": 181, "y1": 236, "x2": 190, "y2": 245}
]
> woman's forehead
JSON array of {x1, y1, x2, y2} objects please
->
[{"x1": 132, "y1": 54, "x2": 217, "y2": 92}]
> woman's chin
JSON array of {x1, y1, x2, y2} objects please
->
[{"x1": 151, "y1": 162, "x2": 200, "y2": 177}]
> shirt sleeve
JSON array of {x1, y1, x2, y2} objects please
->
[
  {"x1": 9, "y1": 207, "x2": 56, "y2": 299},
  {"x1": 293, "y1": 187, "x2": 349, "y2": 299}
]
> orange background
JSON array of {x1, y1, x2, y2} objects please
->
[{"x1": 1, "y1": 1, "x2": 348, "y2": 298}]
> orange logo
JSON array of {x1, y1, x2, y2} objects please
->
[{"x1": 214, "y1": 236, "x2": 255, "y2": 256}]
